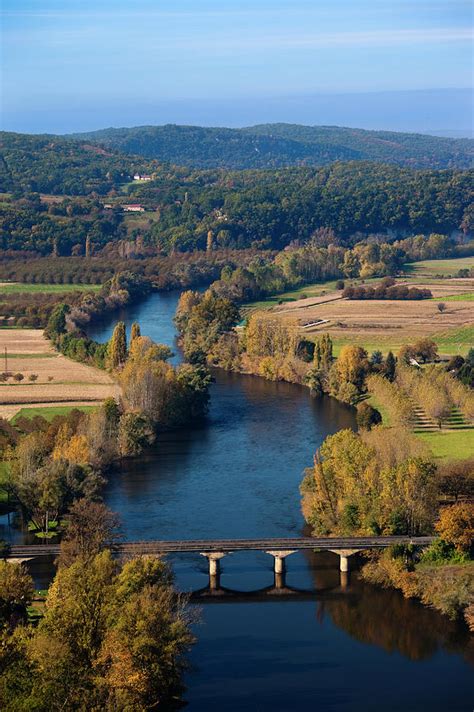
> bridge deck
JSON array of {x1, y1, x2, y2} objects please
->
[{"x1": 8, "y1": 536, "x2": 434, "y2": 558}]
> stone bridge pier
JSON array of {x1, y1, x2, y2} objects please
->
[
  {"x1": 200, "y1": 552, "x2": 227, "y2": 591},
  {"x1": 265, "y1": 549, "x2": 296, "y2": 578},
  {"x1": 329, "y1": 549, "x2": 359, "y2": 572}
]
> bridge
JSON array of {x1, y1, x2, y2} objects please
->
[{"x1": 8, "y1": 535, "x2": 433, "y2": 589}]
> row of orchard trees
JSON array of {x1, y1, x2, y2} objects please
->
[{"x1": 369, "y1": 363, "x2": 474, "y2": 429}]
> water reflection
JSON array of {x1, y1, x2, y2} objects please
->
[{"x1": 81, "y1": 291, "x2": 474, "y2": 710}]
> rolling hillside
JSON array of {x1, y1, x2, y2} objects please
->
[{"x1": 70, "y1": 123, "x2": 474, "y2": 170}]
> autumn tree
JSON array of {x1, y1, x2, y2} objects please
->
[
  {"x1": 0, "y1": 561, "x2": 34, "y2": 629},
  {"x1": 57, "y1": 499, "x2": 121, "y2": 568},
  {"x1": 108, "y1": 321, "x2": 127, "y2": 369},
  {"x1": 0, "y1": 552, "x2": 194, "y2": 710},
  {"x1": 245, "y1": 313, "x2": 299, "y2": 359},
  {"x1": 435, "y1": 503, "x2": 474, "y2": 553},
  {"x1": 381, "y1": 458, "x2": 438, "y2": 535},
  {"x1": 356, "y1": 402, "x2": 382, "y2": 431},
  {"x1": 129, "y1": 322, "x2": 141, "y2": 345},
  {"x1": 301, "y1": 428, "x2": 438, "y2": 537}
]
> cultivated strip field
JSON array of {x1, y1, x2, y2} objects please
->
[
  {"x1": 273, "y1": 295, "x2": 473, "y2": 355},
  {"x1": 0, "y1": 329, "x2": 119, "y2": 420}
]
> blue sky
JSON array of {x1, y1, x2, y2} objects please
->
[{"x1": 1, "y1": 0, "x2": 472, "y2": 132}]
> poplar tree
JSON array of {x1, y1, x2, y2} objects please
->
[
  {"x1": 384, "y1": 351, "x2": 396, "y2": 382},
  {"x1": 130, "y1": 322, "x2": 141, "y2": 345},
  {"x1": 319, "y1": 333, "x2": 333, "y2": 372},
  {"x1": 109, "y1": 322, "x2": 127, "y2": 369}
]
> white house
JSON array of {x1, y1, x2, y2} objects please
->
[{"x1": 123, "y1": 204, "x2": 145, "y2": 212}]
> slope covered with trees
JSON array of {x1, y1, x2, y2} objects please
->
[{"x1": 71, "y1": 123, "x2": 474, "y2": 170}]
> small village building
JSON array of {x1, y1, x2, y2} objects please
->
[
  {"x1": 133, "y1": 174, "x2": 153, "y2": 181},
  {"x1": 123, "y1": 204, "x2": 145, "y2": 212}
]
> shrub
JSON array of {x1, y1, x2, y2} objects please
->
[
  {"x1": 13, "y1": 373, "x2": 24, "y2": 382},
  {"x1": 356, "y1": 402, "x2": 382, "y2": 431}
]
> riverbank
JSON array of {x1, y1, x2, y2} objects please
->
[{"x1": 50, "y1": 289, "x2": 474, "y2": 709}]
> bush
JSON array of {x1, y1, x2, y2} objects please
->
[
  {"x1": 356, "y1": 402, "x2": 382, "y2": 431},
  {"x1": 13, "y1": 373, "x2": 24, "y2": 382}
]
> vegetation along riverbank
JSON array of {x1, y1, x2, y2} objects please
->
[{"x1": 174, "y1": 259, "x2": 474, "y2": 626}]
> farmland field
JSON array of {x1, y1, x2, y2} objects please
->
[
  {"x1": 12, "y1": 404, "x2": 97, "y2": 422},
  {"x1": 0, "y1": 329, "x2": 119, "y2": 420},
  {"x1": 247, "y1": 256, "x2": 474, "y2": 356},
  {"x1": 0, "y1": 282, "x2": 101, "y2": 294},
  {"x1": 403, "y1": 255, "x2": 474, "y2": 277},
  {"x1": 273, "y1": 294, "x2": 473, "y2": 356}
]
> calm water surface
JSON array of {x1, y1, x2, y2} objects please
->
[{"x1": 47, "y1": 293, "x2": 474, "y2": 709}]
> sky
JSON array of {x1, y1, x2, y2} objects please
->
[{"x1": 1, "y1": 0, "x2": 473, "y2": 134}]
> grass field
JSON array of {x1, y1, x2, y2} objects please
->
[
  {"x1": 0, "y1": 283, "x2": 101, "y2": 294},
  {"x1": 403, "y1": 256, "x2": 474, "y2": 277},
  {"x1": 242, "y1": 280, "x2": 341, "y2": 312},
  {"x1": 416, "y1": 429, "x2": 474, "y2": 461},
  {"x1": 434, "y1": 325, "x2": 474, "y2": 354},
  {"x1": 12, "y1": 405, "x2": 97, "y2": 423},
  {"x1": 434, "y1": 292, "x2": 474, "y2": 302}
]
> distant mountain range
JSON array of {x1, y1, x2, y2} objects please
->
[{"x1": 69, "y1": 123, "x2": 474, "y2": 170}]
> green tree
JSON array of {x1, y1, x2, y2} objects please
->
[
  {"x1": 384, "y1": 351, "x2": 396, "y2": 381},
  {"x1": 45, "y1": 303, "x2": 70, "y2": 338}
]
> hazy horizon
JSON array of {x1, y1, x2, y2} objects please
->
[
  {"x1": 2, "y1": 88, "x2": 473, "y2": 139},
  {"x1": 2, "y1": 0, "x2": 472, "y2": 137}
]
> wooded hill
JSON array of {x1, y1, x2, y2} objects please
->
[
  {"x1": 70, "y1": 123, "x2": 474, "y2": 170},
  {"x1": 0, "y1": 131, "x2": 473, "y2": 254}
]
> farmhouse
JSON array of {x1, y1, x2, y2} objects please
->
[{"x1": 123, "y1": 204, "x2": 145, "y2": 212}]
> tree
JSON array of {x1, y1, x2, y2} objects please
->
[
  {"x1": 0, "y1": 552, "x2": 195, "y2": 710},
  {"x1": 97, "y1": 556, "x2": 193, "y2": 709},
  {"x1": 0, "y1": 561, "x2": 34, "y2": 629},
  {"x1": 435, "y1": 503, "x2": 474, "y2": 553},
  {"x1": 118, "y1": 412, "x2": 154, "y2": 457},
  {"x1": 356, "y1": 402, "x2": 382, "y2": 431},
  {"x1": 412, "y1": 338, "x2": 438, "y2": 364},
  {"x1": 108, "y1": 321, "x2": 127, "y2": 369},
  {"x1": 384, "y1": 351, "x2": 396, "y2": 381},
  {"x1": 382, "y1": 458, "x2": 438, "y2": 535},
  {"x1": 58, "y1": 499, "x2": 121, "y2": 567},
  {"x1": 318, "y1": 333, "x2": 333, "y2": 372},
  {"x1": 370, "y1": 350, "x2": 383, "y2": 367},
  {"x1": 437, "y1": 302, "x2": 446, "y2": 313},
  {"x1": 129, "y1": 322, "x2": 141, "y2": 345},
  {"x1": 45, "y1": 303, "x2": 70, "y2": 338},
  {"x1": 335, "y1": 345, "x2": 368, "y2": 388}
]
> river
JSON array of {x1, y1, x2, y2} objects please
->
[{"x1": 33, "y1": 293, "x2": 474, "y2": 709}]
